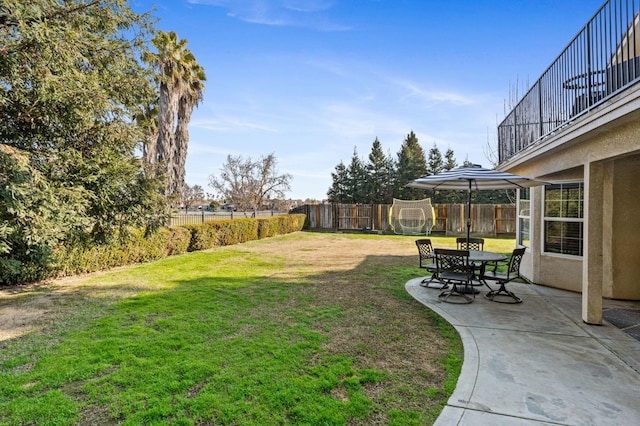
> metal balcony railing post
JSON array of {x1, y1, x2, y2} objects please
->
[
  {"x1": 586, "y1": 24, "x2": 592, "y2": 110},
  {"x1": 538, "y1": 82, "x2": 543, "y2": 140},
  {"x1": 513, "y1": 110, "x2": 517, "y2": 157},
  {"x1": 498, "y1": 0, "x2": 640, "y2": 164}
]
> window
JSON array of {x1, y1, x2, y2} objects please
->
[
  {"x1": 517, "y1": 188, "x2": 530, "y2": 247},
  {"x1": 543, "y1": 183, "x2": 583, "y2": 256}
]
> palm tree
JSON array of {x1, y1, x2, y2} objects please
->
[
  {"x1": 173, "y1": 60, "x2": 206, "y2": 196},
  {"x1": 143, "y1": 31, "x2": 205, "y2": 197},
  {"x1": 137, "y1": 101, "x2": 158, "y2": 166}
]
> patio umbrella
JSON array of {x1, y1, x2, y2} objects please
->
[{"x1": 405, "y1": 164, "x2": 547, "y2": 244}]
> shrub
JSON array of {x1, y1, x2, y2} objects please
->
[
  {"x1": 214, "y1": 218, "x2": 259, "y2": 246},
  {"x1": 257, "y1": 217, "x2": 279, "y2": 239},
  {"x1": 284, "y1": 214, "x2": 305, "y2": 233},
  {"x1": 5, "y1": 214, "x2": 305, "y2": 283},
  {"x1": 0, "y1": 145, "x2": 88, "y2": 285},
  {"x1": 164, "y1": 227, "x2": 191, "y2": 256},
  {"x1": 183, "y1": 223, "x2": 218, "y2": 252},
  {"x1": 53, "y1": 227, "x2": 191, "y2": 277},
  {"x1": 183, "y1": 214, "x2": 304, "y2": 251}
]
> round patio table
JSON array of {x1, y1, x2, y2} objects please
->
[
  {"x1": 469, "y1": 250, "x2": 507, "y2": 263},
  {"x1": 459, "y1": 250, "x2": 507, "y2": 294}
]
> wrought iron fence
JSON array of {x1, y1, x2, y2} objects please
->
[
  {"x1": 498, "y1": 0, "x2": 640, "y2": 163},
  {"x1": 168, "y1": 210, "x2": 285, "y2": 226}
]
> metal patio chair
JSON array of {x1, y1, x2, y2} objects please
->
[
  {"x1": 434, "y1": 248, "x2": 474, "y2": 304},
  {"x1": 456, "y1": 237, "x2": 485, "y2": 251},
  {"x1": 415, "y1": 239, "x2": 447, "y2": 289},
  {"x1": 480, "y1": 247, "x2": 526, "y2": 304},
  {"x1": 456, "y1": 237, "x2": 486, "y2": 285}
]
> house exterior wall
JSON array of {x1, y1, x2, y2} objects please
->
[
  {"x1": 610, "y1": 155, "x2": 640, "y2": 299},
  {"x1": 500, "y1": 86, "x2": 640, "y2": 303},
  {"x1": 534, "y1": 251, "x2": 583, "y2": 293},
  {"x1": 519, "y1": 186, "x2": 584, "y2": 292}
]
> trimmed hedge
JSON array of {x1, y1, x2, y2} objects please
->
[
  {"x1": 183, "y1": 214, "x2": 306, "y2": 252},
  {"x1": 54, "y1": 227, "x2": 191, "y2": 277},
  {"x1": 51, "y1": 214, "x2": 305, "y2": 279},
  {"x1": 183, "y1": 218, "x2": 257, "y2": 251}
]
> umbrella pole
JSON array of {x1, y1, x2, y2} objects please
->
[{"x1": 467, "y1": 181, "x2": 471, "y2": 245}]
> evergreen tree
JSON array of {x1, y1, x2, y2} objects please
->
[
  {"x1": 395, "y1": 131, "x2": 428, "y2": 199},
  {"x1": 366, "y1": 138, "x2": 396, "y2": 203},
  {"x1": 474, "y1": 189, "x2": 515, "y2": 204},
  {"x1": 430, "y1": 147, "x2": 463, "y2": 203},
  {"x1": 0, "y1": 0, "x2": 165, "y2": 237},
  {"x1": 444, "y1": 148, "x2": 457, "y2": 170},
  {"x1": 327, "y1": 161, "x2": 348, "y2": 202},
  {"x1": 427, "y1": 143, "x2": 445, "y2": 175},
  {"x1": 0, "y1": 0, "x2": 167, "y2": 282},
  {"x1": 382, "y1": 150, "x2": 398, "y2": 203},
  {"x1": 345, "y1": 147, "x2": 368, "y2": 203}
]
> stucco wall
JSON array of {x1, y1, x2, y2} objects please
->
[
  {"x1": 520, "y1": 244, "x2": 583, "y2": 293},
  {"x1": 610, "y1": 155, "x2": 640, "y2": 299},
  {"x1": 537, "y1": 255, "x2": 584, "y2": 292},
  {"x1": 503, "y1": 90, "x2": 640, "y2": 301}
]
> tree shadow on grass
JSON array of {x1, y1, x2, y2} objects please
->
[{"x1": 1, "y1": 247, "x2": 457, "y2": 425}]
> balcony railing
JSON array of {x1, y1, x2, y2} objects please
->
[{"x1": 498, "y1": 0, "x2": 640, "y2": 164}]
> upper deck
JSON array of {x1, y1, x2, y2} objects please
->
[{"x1": 498, "y1": 0, "x2": 640, "y2": 164}]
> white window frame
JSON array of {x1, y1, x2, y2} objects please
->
[
  {"x1": 542, "y1": 182, "x2": 584, "y2": 257},
  {"x1": 517, "y1": 188, "x2": 530, "y2": 248}
]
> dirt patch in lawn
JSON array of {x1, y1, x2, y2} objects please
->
[
  {"x1": 0, "y1": 283, "x2": 61, "y2": 341},
  {"x1": 0, "y1": 270, "x2": 141, "y2": 341}
]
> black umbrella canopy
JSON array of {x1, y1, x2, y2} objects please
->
[{"x1": 406, "y1": 164, "x2": 547, "y2": 244}]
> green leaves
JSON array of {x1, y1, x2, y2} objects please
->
[
  {"x1": 0, "y1": 1, "x2": 169, "y2": 282},
  {"x1": 0, "y1": 145, "x2": 90, "y2": 283}
]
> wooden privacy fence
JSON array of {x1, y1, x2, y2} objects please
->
[{"x1": 294, "y1": 203, "x2": 516, "y2": 236}]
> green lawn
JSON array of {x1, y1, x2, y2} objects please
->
[{"x1": 0, "y1": 232, "x2": 515, "y2": 425}]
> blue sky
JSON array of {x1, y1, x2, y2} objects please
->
[{"x1": 132, "y1": 0, "x2": 605, "y2": 200}]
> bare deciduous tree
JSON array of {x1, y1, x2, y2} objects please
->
[
  {"x1": 209, "y1": 154, "x2": 292, "y2": 211},
  {"x1": 180, "y1": 183, "x2": 204, "y2": 213}
]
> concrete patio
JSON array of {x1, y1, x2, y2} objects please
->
[{"x1": 406, "y1": 278, "x2": 640, "y2": 425}]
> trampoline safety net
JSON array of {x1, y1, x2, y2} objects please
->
[{"x1": 388, "y1": 198, "x2": 435, "y2": 235}]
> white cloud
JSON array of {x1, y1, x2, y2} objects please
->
[
  {"x1": 187, "y1": 0, "x2": 350, "y2": 31},
  {"x1": 391, "y1": 78, "x2": 476, "y2": 106},
  {"x1": 282, "y1": 0, "x2": 333, "y2": 13}
]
